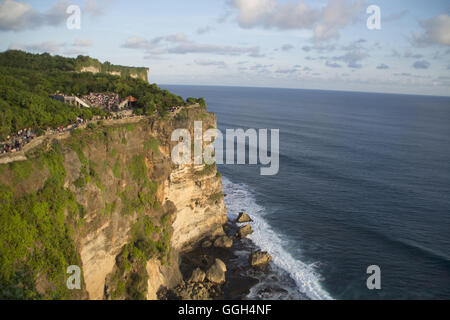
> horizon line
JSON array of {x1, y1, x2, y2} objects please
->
[{"x1": 159, "y1": 83, "x2": 450, "y2": 99}]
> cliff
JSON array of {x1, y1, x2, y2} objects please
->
[
  {"x1": 0, "y1": 50, "x2": 150, "y2": 82},
  {"x1": 76, "y1": 56, "x2": 149, "y2": 82},
  {"x1": 79, "y1": 66, "x2": 149, "y2": 82},
  {"x1": 0, "y1": 106, "x2": 227, "y2": 299}
]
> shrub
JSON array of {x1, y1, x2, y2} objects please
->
[
  {"x1": 9, "y1": 160, "x2": 34, "y2": 182},
  {"x1": 144, "y1": 138, "x2": 160, "y2": 155},
  {"x1": 112, "y1": 158, "x2": 122, "y2": 179}
]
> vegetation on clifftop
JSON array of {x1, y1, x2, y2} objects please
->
[{"x1": 0, "y1": 50, "x2": 203, "y2": 139}]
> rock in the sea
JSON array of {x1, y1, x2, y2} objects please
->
[
  {"x1": 237, "y1": 212, "x2": 253, "y2": 223},
  {"x1": 189, "y1": 268, "x2": 206, "y2": 283},
  {"x1": 249, "y1": 251, "x2": 272, "y2": 267},
  {"x1": 206, "y1": 259, "x2": 227, "y2": 284},
  {"x1": 214, "y1": 236, "x2": 233, "y2": 248},
  {"x1": 236, "y1": 224, "x2": 253, "y2": 238},
  {"x1": 215, "y1": 258, "x2": 227, "y2": 272}
]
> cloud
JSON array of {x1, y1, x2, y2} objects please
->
[
  {"x1": 376, "y1": 63, "x2": 389, "y2": 70},
  {"x1": 121, "y1": 34, "x2": 188, "y2": 52},
  {"x1": 413, "y1": 60, "x2": 430, "y2": 69},
  {"x1": 230, "y1": 0, "x2": 365, "y2": 42},
  {"x1": 73, "y1": 37, "x2": 93, "y2": 47},
  {"x1": 194, "y1": 59, "x2": 227, "y2": 68},
  {"x1": 197, "y1": 26, "x2": 213, "y2": 34},
  {"x1": 281, "y1": 44, "x2": 294, "y2": 51},
  {"x1": 340, "y1": 38, "x2": 366, "y2": 51},
  {"x1": 63, "y1": 48, "x2": 88, "y2": 56},
  {"x1": 152, "y1": 33, "x2": 188, "y2": 45},
  {"x1": 121, "y1": 36, "x2": 151, "y2": 49},
  {"x1": 122, "y1": 33, "x2": 264, "y2": 58},
  {"x1": 314, "y1": 0, "x2": 365, "y2": 42},
  {"x1": 275, "y1": 68, "x2": 297, "y2": 74},
  {"x1": 412, "y1": 14, "x2": 450, "y2": 47},
  {"x1": 0, "y1": 0, "x2": 34, "y2": 31},
  {"x1": 0, "y1": 0, "x2": 69, "y2": 31},
  {"x1": 249, "y1": 63, "x2": 273, "y2": 73},
  {"x1": 432, "y1": 49, "x2": 450, "y2": 60},
  {"x1": 390, "y1": 49, "x2": 401, "y2": 58},
  {"x1": 384, "y1": 10, "x2": 409, "y2": 22},
  {"x1": 332, "y1": 50, "x2": 368, "y2": 68},
  {"x1": 0, "y1": 0, "x2": 109, "y2": 32},
  {"x1": 248, "y1": 52, "x2": 265, "y2": 58},
  {"x1": 9, "y1": 41, "x2": 63, "y2": 53},
  {"x1": 84, "y1": 0, "x2": 110, "y2": 18},
  {"x1": 302, "y1": 43, "x2": 336, "y2": 53},
  {"x1": 404, "y1": 51, "x2": 423, "y2": 59},
  {"x1": 168, "y1": 43, "x2": 261, "y2": 56},
  {"x1": 325, "y1": 61, "x2": 341, "y2": 68},
  {"x1": 393, "y1": 73, "x2": 411, "y2": 77}
]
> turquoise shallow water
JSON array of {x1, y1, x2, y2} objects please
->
[{"x1": 163, "y1": 85, "x2": 450, "y2": 300}]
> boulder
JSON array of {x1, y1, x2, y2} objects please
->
[
  {"x1": 206, "y1": 259, "x2": 227, "y2": 284},
  {"x1": 236, "y1": 224, "x2": 253, "y2": 239},
  {"x1": 189, "y1": 268, "x2": 206, "y2": 283},
  {"x1": 214, "y1": 236, "x2": 233, "y2": 248},
  {"x1": 214, "y1": 258, "x2": 227, "y2": 273},
  {"x1": 237, "y1": 212, "x2": 253, "y2": 223},
  {"x1": 172, "y1": 281, "x2": 212, "y2": 300},
  {"x1": 249, "y1": 251, "x2": 272, "y2": 267}
]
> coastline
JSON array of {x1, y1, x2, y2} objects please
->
[{"x1": 159, "y1": 177, "x2": 308, "y2": 301}]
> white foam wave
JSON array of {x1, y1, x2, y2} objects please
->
[{"x1": 222, "y1": 176, "x2": 333, "y2": 300}]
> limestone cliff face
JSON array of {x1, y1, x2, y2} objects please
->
[
  {"x1": 0, "y1": 106, "x2": 226, "y2": 300},
  {"x1": 80, "y1": 66, "x2": 149, "y2": 82},
  {"x1": 74, "y1": 109, "x2": 226, "y2": 299},
  {"x1": 166, "y1": 164, "x2": 227, "y2": 249}
]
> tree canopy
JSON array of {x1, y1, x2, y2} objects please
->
[{"x1": 0, "y1": 50, "x2": 200, "y2": 139}]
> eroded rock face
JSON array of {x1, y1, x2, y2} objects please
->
[
  {"x1": 237, "y1": 212, "x2": 253, "y2": 223},
  {"x1": 206, "y1": 259, "x2": 227, "y2": 284},
  {"x1": 73, "y1": 109, "x2": 226, "y2": 299},
  {"x1": 214, "y1": 236, "x2": 233, "y2": 248},
  {"x1": 189, "y1": 268, "x2": 206, "y2": 283},
  {"x1": 166, "y1": 163, "x2": 227, "y2": 250},
  {"x1": 236, "y1": 224, "x2": 254, "y2": 239},
  {"x1": 249, "y1": 251, "x2": 273, "y2": 267},
  {"x1": 80, "y1": 212, "x2": 135, "y2": 300},
  {"x1": 146, "y1": 256, "x2": 183, "y2": 300}
]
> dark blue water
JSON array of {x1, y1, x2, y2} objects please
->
[{"x1": 163, "y1": 85, "x2": 450, "y2": 300}]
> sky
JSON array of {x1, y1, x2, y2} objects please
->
[{"x1": 0, "y1": 0, "x2": 449, "y2": 96}]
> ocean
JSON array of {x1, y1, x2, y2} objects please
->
[{"x1": 163, "y1": 85, "x2": 450, "y2": 300}]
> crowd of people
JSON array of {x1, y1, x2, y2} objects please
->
[
  {"x1": 82, "y1": 93, "x2": 120, "y2": 111},
  {"x1": 169, "y1": 105, "x2": 183, "y2": 113},
  {"x1": 1, "y1": 128, "x2": 35, "y2": 154},
  {"x1": 1, "y1": 95, "x2": 187, "y2": 156}
]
